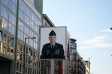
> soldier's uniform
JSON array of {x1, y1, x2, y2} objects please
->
[{"x1": 40, "y1": 30, "x2": 65, "y2": 59}]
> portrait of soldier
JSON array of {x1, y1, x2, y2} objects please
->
[{"x1": 40, "y1": 30, "x2": 65, "y2": 59}]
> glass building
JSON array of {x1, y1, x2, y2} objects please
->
[
  {"x1": 69, "y1": 38, "x2": 77, "y2": 74},
  {"x1": 70, "y1": 38, "x2": 77, "y2": 60},
  {"x1": 0, "y1": 0, "x2": 42, "y2": 74}
]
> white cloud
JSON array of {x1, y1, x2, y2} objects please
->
[
  {"x1": 82, "y1": 35, "x2": 108, "y2": 44},
  {"x1": 101, "y1": 29, "x2": 112, "y2": 32},
  {"x1": 78, "y1": 46, "x2": 94, "y2": 49},
  {"x1": 81, "y1": 35, "x2": 112, "y2": 48},
  {"x1": 95, "y1": 43, "x2": 112, "y2": 48}
]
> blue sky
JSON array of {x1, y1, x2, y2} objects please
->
[{"x1": 43, "y1": 0, "x2": 112, "y2": 74}]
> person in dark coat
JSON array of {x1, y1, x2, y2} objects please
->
[{"x1": 40, "y1": 30, "x2": 65, "y2": 59}]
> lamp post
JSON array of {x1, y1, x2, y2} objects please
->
[{"x1": 23, "y1": 37, "x2": 36, "y2": 74}]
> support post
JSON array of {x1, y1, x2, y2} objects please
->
[{"x1": 50, "y1": 59, "x2": 54, "y2": 74}]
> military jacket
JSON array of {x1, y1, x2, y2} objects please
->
[{"x1": 40, "y1": 43, "x2": 65, "y2": 59}]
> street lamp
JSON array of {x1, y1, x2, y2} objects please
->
[{"x1": 23, "y1": 37, "x2": 36, "y2": 74}]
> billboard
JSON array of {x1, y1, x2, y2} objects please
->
[{"x1": 39, "y1": 26, "x2": 67, "y2": 60}]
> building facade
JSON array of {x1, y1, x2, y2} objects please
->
[
  {"x1": 69, "y1": 38, "x2": 77, "y2": 74},
  {"x1": 85, "y1": 59, "x2": 90, "y2": 74},
  {"x1": 69, "y1": 38, "x2": 86, "y2": 74},
  {"x1": 0, "y1": 0, "x2": 42, "y2": 74},
  {"x1": 76, "y1": 54, "x2": 85, "y2": 74}
]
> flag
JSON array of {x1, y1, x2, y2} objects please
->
[
  {"x1": 67, "y1": 41, "x2": 70, "y2": 60},
  {"x1": 55, "y1": 60, "x2": 63, "y2": 74},
  {"x1": 58, "y1": 60, "x2": 63, "y2": 74}
]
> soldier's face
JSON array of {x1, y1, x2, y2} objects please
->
[{"x1": 49, "y1": 36, "x2": 56, "y2": 43}]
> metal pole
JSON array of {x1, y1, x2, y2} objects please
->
[
  {"x1": 24, "y1": 38, "x2": 26, "y2": 74},
  {"x1": 13, "y1": 0, "x2": 19, "y2": 74}
]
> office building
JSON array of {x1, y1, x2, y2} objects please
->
[
  {"x1": 69, "y1": 38, "x2": 87, "y2": 74},
  {"x1": 0, "y1": 0, "x2": 43, "y2": 74},
  {"x1": 85, "y1": 59, "x2": 90, "y2": 74},
  {"x1": 69, "y1": 38, "x2": 77, "y2": 74}
]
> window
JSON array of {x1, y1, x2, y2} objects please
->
[
  {"x1": 9, "y1": 12, "x2": 16, "y2": 25},
  {"x1": 16, "y1": 63, "x2": 19, "y2": 71},
  {"x1": 16, "y1": 63, "x2": 22, "y2": 73},
  {"x1": 26, "y1": 28, "x2": 29, "y2": 35},
  {"x1": 19, "y1": 0, "x2": 24, "y2": 11},
  {"x1": 26, "y1": 7, "x2": 29, "y2": 16},
  {"x1": 20, "y1": 31, "x2": 23, "y2": 40},
  {"x1": 1, "y1": 0, "x2": 8, "y2": 7},
  {"x1": 1, "y1": 18, "x2": 8, "y2": 30},
  {"x1": 29, "y1": 10, "x2": 32, "y2": 19},
  {"x1": 9, "y1": 23, "x2": 15, "y2": 35},
  {"x1": 0, "y1": 31, "x2": 3, "y2": 53},
  {"x1": 27, "y1": 16, "x2": 30, "y2": 26},
  {"x1": 39, "y1": 21, "x2": 42, "y2": 25},
  {"x1": 34, "y1": 41, "x2": 38, "y2": 50},
  {"x1": 9, "y1": 0, "x2": 16, "y2": 13},
  {"x1": 18, "y1": 20, "x2": 24, "y2": 32},
  {"x1": 0, "y1": 5, "x2": 4, "y2": 17},
  {"x1": 19, "y1": 9, "x2": 24, "y2": 20},
  {"x1": 31, "y1": 21, "x2": 34, "y2": 30},
  {"x1": 29, "y1": 20, "x2": 32, "y2": 28},
  {"x1": 17, "y1": 42, "x2": 22, "y2": 60},
  {"x1": 0, "y1": 5, "x2": 8, "y2": 20},
  {"x1": 12, "y1": 0, "x2": 17, "y2": 4},
  {"x1": 36, "y1": 26, "x2": 39, "y2": 34},
  {"x1": 18, "y1": 30, "x2": 21, "y2": 39},
  {"x1": 3, "y1": 34, "x2": 6, "y2": 43},
  {"x1": 24, "y1": 25, "x2": 27, "y2": 34},
  {"x1": 28, "y1": 48, "x2": 31, "y2": 64},
  {"x1": 11, "y1": 38, "x2": 14, "y2": 47},
  {"x1": 0, "y1": 31, "x2": 3, "y2": 41},
  {"x1": 4, "y1": 7, "x2": 8, "y2": 19},
  {"x1": 7, "y1": 36, "x2": 14, "y2": 57},
  {"x1": 32, "y1": 13, "x2": 34, "y2": 21},
  {"x1": 35, "y1": 16, "x2": 38, "y2": 25},
  {"x1": 35, "y1": 42, "x2": 37, "y2": 49},
  {"x1": 24, "y1": 15, "x2": 27, "y2": 24},
  {"x1": 12, "y1": 25, "x2": 15, "y2": 34}
]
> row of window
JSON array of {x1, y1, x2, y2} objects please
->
[
  {"x1": 0, "y1": 16, "x2": 15, "y2": 35},
  {"x1": 70, "y1": 56, "x2": 75, "y2": 60},
  {"x1": 70, "y1": 49, "x2": 76, "y2": 54},
  {"x1": 1, "y1": 0, "x2": 16, "y2": 14},
  {"x1": 18, "y1": 19, "x2": 39, "y2": 35},
  {"x1": 69, "y1": 61, "x2": 75, "y2": 66},
  {"x1": 0, "y1": 30, "x2": 39, "y2": 67},
  {"x1": 0, "y1": 31, "x2": 14, "y2": 57},
  {"x1": 9, "y1": 11, "x2": 16, "y2": 25},
  {"x1": 16, "y1": 63, "x2": 39, "y2": 74},
  {"x1": 1, "y1": 0, "x2": 17, "y2": 4},
  {"x1": 0, "y1": 1, "x2": 41, "y2": 36},
  {"x1": 17, "y1": 42, "x2": 38, "y2": 67},
  {"x1": 19, "y1": 0, "x2": 39, "y2": 25},
  {"x1": 0, "y1": 2, "x2": 16, "y2": 25},
  {"x1": 0, "y1": 4, "x2": 8, "y2": 19},
  {"x1": 18, "y1": 30, "x2": 38, "y2": 49},
  {"x1": 0, "y1": 0, "x2": 41, "y2": 50},
  {"x1": 19, "y1": 8, "x2": 40, "y2": 34}
]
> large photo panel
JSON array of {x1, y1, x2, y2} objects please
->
[{"x1": 39, "y1": 26, "x2": 67, "y2": 60}]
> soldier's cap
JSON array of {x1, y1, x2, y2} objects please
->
[{"x1": 49, "y1": 30, "x2": 56, "y2": 36}]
